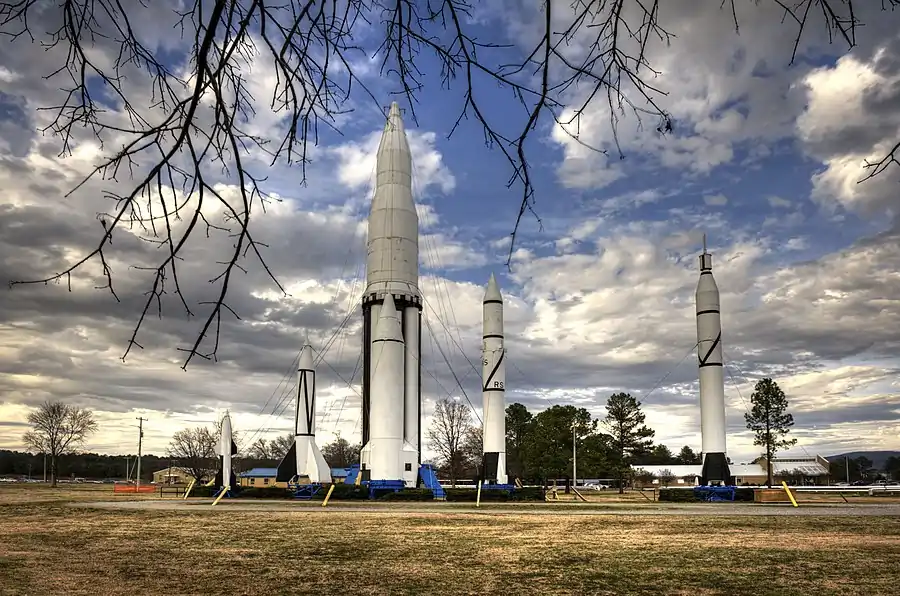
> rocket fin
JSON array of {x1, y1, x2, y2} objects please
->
[
  {"x1": 276, "y1": 441, "x2": 298, "y2": 483},
  {"x1": 307, "y1": 442, "x2": 332, "y2": 484}
]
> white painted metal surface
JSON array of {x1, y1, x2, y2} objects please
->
[
  {"x1": 294, "y1": 344, "x2": 331, "y2": 483},
  {"x1": 365, "y1": 102, "x2": 420, "y2": 299},
  {"x1": 403, "y1": 305, "x2": 420, "y2": 456},
  {"x1": 482, "y1": 273, "x2": 507, "y2": 484},
  {"x1": 362, "y1": 294, "x2": 407, "y2": 482},
  {"x1": 220, "y1": 411, "x2": 233, "y2": 490},
  {"x1": 361, "y1": 102, "x2": 423, "y2": 484},
  {"x1": 695, "y1": 238, "x2": 727, "y2": 457}
]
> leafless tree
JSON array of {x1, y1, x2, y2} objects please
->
[
  {"x1": 461, "y1": 424, "x2": 482, "y2": 474},
  {"x1": 247, "y1": 437, "x2": 273, "y2": 460},
  {"x1": 657, "y1": 468, "x2": 675, "y2": 487},
  {"x1": 427, "y1": 397, "x2": 472, "y2": 486},
  {"x1": 321, "y1": 434, "x2": 361, "y2": 468},
  {"x1": 166, "y1": 426, "x2": 218, "y2": 482},
  {"x1": 2, "y1": 0, "x2": 896, "y2": 367},
  {"x1": 22, "y1": 400, "x2": 98, "y2": 487},
  {"x1": 270, "y1": 433, "x2": 295, "y2": 460}
]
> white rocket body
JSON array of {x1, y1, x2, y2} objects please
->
[
  {"x1": 220, "y1": 412, "x2": 233, "y2": 490},
  {"x1": 482, "y1": 274, "x2": 507, "y2": 485},
  {"x1": 360, "y1": 102, "x2": 421, "y2": 487},
  {"x1": 695, "y1": 242, "x2": 730, "y2": 484},
  {"x1": 294, "y1": 345, "x2": 331, "y2": 483},
  {"x1": 360, "y1": 295, "x2": 418, "y2": 485}
]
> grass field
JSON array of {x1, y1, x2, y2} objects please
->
[{"x1": 1, "y1": 485, "x2": 898, "y2": 595}]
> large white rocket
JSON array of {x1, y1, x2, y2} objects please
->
[
  {"x1": 275, "y1": 343, "x2": 331, "y2": 484},
  {"x1": 359, "y1": 102, "x2": 421, "y2": 487},
  {"x1": 481, "y1": 274, "x2": 507, "y2": 485},
  {"x1": 695, "y1": 235, "x2": 731, "y2": 485}
]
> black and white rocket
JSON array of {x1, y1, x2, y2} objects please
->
[
  {"x1": 481, "y1": 274, "x2": 507, "y2": 485},
  {"x1": 276, "y1": 343, "x2": 332, "y2": 484},
  {"x1": 695, "y1": 235, "x2": 731, "y2": 485},
  {"x1": 359, "y1": 102, "x2": 421, "y2": 487}
]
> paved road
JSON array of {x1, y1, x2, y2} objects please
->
[{"x1": 73, "y1": 500, "x2": 900, "y2": 516}]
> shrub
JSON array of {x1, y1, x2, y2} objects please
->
[
  {"x1": 734, "y1": 487, "x2": 754, "y2": 502},
  {"x1": 238, "y1": 486, "x2": 292, "y2": 499},
  {"x1": 509, "y1": 486, "x2": 545, "y2": 502},
  {"x1": 659, "y1": 488, "x2": 699, "y2": 502},
  {"x1": 312, "y1": 483, "x2": 369, "y2": 500},
  {"x1": 378, "y1": 488, "x2": 434, "y2": 501}
]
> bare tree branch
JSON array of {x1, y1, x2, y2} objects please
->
[{"x1": 2, "y1": 0, "x2": 896, "y2": 367}]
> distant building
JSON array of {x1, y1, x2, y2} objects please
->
[
  {"x1": 630, "y1": 454, "x2": 831, "y2": 487},
  {"x1": 238, "y1": 467, "x2": 350, "y2": 487},
  {"x1": 151, "y1": 467, "x2": 194, "y2": 485},
  {"x1": 239, "y1": 467, "x2": 282, "y2": 488}
]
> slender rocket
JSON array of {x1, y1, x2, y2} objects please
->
[
  {"x1": 359, "y1": 102, "x2": 421, "y2": 487},
  {"x1": 695, "y1": 235, "x2": 730, "y2": 485},
  {"x1": 275, "y1": 342, "x2": 331, "y2": 484},
  {"x1": 481, "y1": 274, "x2": 507, "y2": 484},
  {"x1": 216, "y1": 411, "x2": 237, "y2": 493}
]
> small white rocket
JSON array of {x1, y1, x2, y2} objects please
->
[
  {"x1": 275, "y1": 343, "x2": 331, "y2": 484},
  {"x1": 481, "y1": 274, "x2": 507, "y2": 485},
  {"x1": 695, "y1": 235, "x2": 731, "y2": 485},
  {"x1": 217, "y1": 411, "x2": 237, "y2": 493}
]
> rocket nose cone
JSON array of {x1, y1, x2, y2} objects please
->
[
  {"x1": 484, "y1": 273, "x2": 502, "y2": 302},
  {"x1": 374, "y1": 294, "x2": 403, "y2": 342},
  {"x1": 298, "y1": 345, "x2": 315, "y2": 371},
  {"x1": 382, "y1": 101, "x2": 406, "y2": 137}
]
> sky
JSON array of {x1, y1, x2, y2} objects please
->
[{"x1": 1, "y1": 1, "x2": 899, "y2": 465}]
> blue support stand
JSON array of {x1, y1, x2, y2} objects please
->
[
  {"x1": 366, "y1": 479, "x2": 406, "y2": 499},
  {"x1": 213, "y1": 487, "x2": 233, "y2": 498},
  {"x1": 480, "y1": 483, "x2": 515, "y2": 494},
  {"x1": 344, "y1": 464, "x2": 361, "y2": 486},
  {"x1": 418, "y1": 464, "x2": 446, "y2": 499},
  {"x1": 693, "y1": 485, "x2": 736, "y2": 502},
  {"x1": 288, "y1": 482, "x2": 322, "y2": 500}
]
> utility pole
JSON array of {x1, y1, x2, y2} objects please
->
[
  {"x1": 136, "y1": 417, "x2": 146, "y2": 489},
  {"x1": 846, "y1": 456, "x2": 850, "y2": 484},
  {"x1": 572, "y1": 421, "x2": 577, "y2": 489},
  {"x1": 43, "y1": 453, "x2": 47, "y2": 482}
]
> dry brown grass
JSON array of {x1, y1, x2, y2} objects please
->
[{"x1": 0, "y1": 487, "x2": 897, "y2": 596}]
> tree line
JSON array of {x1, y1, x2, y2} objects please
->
[{"x1": 11, "y1": 379, "x2": 899, "y2": 487}]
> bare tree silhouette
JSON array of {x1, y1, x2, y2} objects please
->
[{"x1": 1, "y1": 0, "x2": 895, "y2": 368}]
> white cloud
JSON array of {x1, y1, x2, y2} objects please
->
[
  {"x1": 704, "y1": 194, "x2": 728, "y2": 206},
  {"x1": 331, "y1": 129, "x2": 456, "y2": 196}
]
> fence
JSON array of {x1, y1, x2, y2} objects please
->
[{"x1": 113, "y1": 484, "x2": 156, "y2": 494}]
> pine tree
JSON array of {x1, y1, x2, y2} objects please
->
[
  {"x1": 744, "y1": 378, "x2": 797, "y2": 486},
  {"x1": 602, "y1": 393, "x2": 655, "y2": 494}
]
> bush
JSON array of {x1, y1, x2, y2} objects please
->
[
  {"x1": 378, "y1": 488, "x2": 434, "y2": 501},
  {"x1": 734, "y1": 487, "x2": 754, "y2": 502},
  {"x1": 659, "y1": 488, "x2": 699, "y2": 502},
  {"x1": 509, "y1": 486, "x2": 545, "y2": 502},
  {"x1": 316, "y1": 483, "x2": 369, "y2": 500},
  {"x1": 238, "y1": 486, "x2": 292, "y2": 499},
  {"x1": 188, "y1": 485, "x2": 219, "y2": 498}
]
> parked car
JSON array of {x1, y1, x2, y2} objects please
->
[{"x1": 583, "y1": 483, "x2": 610, "y2": 490}]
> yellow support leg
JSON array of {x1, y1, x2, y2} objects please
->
[
  {"x1": 781, "y1": 481, "x2": 799, "y2": 507},
  {"x1": 211, "y1": 487, "x2": 228, "y2": 507},
  {"x1": 322, "y1": 484, "x2": 336, "y2": 507},
  {"x1": 183, "y1": 479, "x2": 196, "y2": 500},
  {"x1": 476, "y1": 480, "x2": 483, "y2": 508}
]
